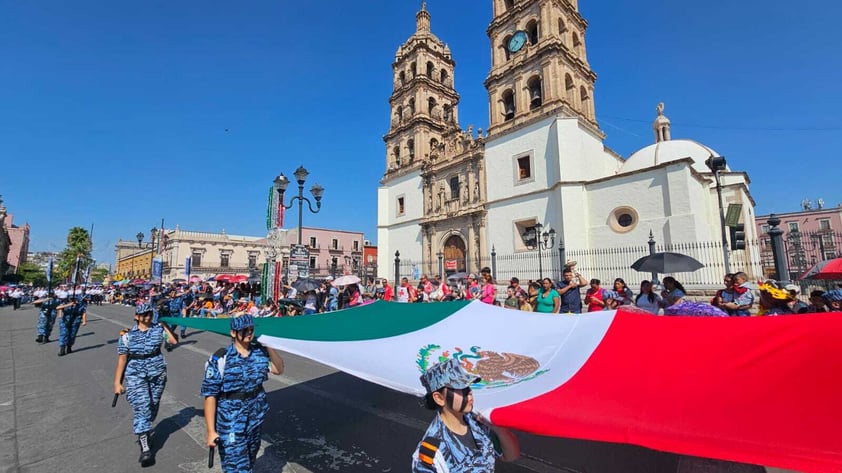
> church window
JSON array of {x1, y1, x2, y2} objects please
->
[
  {"x1": 411, "y1": 62, "x2": 417, "y2": 78},
  {"x1": 609, "y1": 206, "x2": 639, "y2": 233},
  {"x1": 502, "y1": 90, "x2": 515, "y2": 121},
  {"x1": 399, "y1": 71, "x2": 406, "y2": 86},
  {"x1": 502, "y1": 35, "x2": 512, "y2": 61},
  {"x1": 527, "y1": 76, "x2": 543, "y2": 110},
  {"x1": 426, "y1": 62, "x2": 434, "y2": 79},
  {"x1": 407, "y1": 139, "x2": 415, "y2": 159},
  {"x1": 428, "y1": 97, "x2": 437, "y2": 115},
  {"x1": 397, "y1": 196, "x2": 406, "y2": 216},
  {"x1": 440, "y1": 69, "x2": 449, "y2": 84},
  {"x1": 393, "y1": 146, "x2": 401, "y2": 166},
  {"x1": 503, "y1": 0, "x2": 514, "y2": 11},
  {"x1": 572, "y1": 33, "x2": 582, "y2": 55},
  {"x1": 397, "y1": 106, "x2": 403, "y2": 122},
  {"x1": 409, "y1": 98, "x2": 416, "y2": 115},
  {"x1": 526, "y1": 19, "x2": 539, "y2": 45},
  {"x1": 580, "y1": 86, "x2": 590, "y2": 113},
  {"x1": 443, "y1": 104, "x2": 452, "y2": 122},
  {"x1": 449, "y1": 176, "x2": 460, "y2": 200},
  {"x1": 515, "y1": 155, "x2": 532, "y2": 182},
  {"x1": 564, "y1": 74, "x2": 575, "y2": 104},
  {"x1": 558, "y1": 18, "x2": 567, "y2": 35}
]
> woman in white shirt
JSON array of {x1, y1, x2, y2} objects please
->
[{"x1": 635, "y1": 280, "x2": 663, "y2": 314}]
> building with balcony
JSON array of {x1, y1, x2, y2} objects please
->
[
  {"x1": 755, "y1": 200, "x2": 842, "y2": 280},
  {"x1": 286, "y1": 226, "x2": 366, "y2": 279}
]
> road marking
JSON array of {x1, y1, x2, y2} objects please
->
[{"x1": 89, "y1": 310, "x2": 576, "y2": 473}]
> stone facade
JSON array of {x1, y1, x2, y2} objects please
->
[
  {"x1": 378, "y1": 3, "x2": 490, "y2": 274},
  {"x1": 0, "y1": 197, "x2": 10, "y2": 276}
]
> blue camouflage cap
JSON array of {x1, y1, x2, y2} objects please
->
[
  {"x1": 135, "y1": 303, "x2": 154, "y2": 314},
  {"x1": 420, "y1": 358, "x2": 481, "y2": 394},
  {"x1": 823, "y1": 289, "x2": 842, "y2": 302},
  {"x1": 230, "y1": 314, "x2": 254, "y2": 331}
]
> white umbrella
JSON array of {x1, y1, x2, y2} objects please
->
[{"x1": 332, "y1": 275, "x2": 361, "y2": 286}]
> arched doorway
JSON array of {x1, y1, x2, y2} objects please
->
[{"x1": 443, "y1": 235, "x2": 466, "y2": 275}]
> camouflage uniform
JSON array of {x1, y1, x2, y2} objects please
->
[
  {"x1": 412, "y1": 358, "x2": 501, "y2": 472},
  {"x1": 58, "y1": 299, "x2": 86, "y2": 352},
  {"x1": 36, "y1": 299, "x2": 59, "y2": 341},
  {"x1": 118, "y1": 323, "x2": 168, "y2": 434},
  {"x1": 201, "y1": 316, "x2": 270, "y2": 473}
]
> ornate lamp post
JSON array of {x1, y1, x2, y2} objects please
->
[
  {"x1": 705, "y1": 155, "x2": 731, "y2": 274},
  {"x1": 523, "y1": 223, "x2": 556, "y2": 279},
  {"x1": 274, "y1": 166, "x2": 325, "y2": 245}
]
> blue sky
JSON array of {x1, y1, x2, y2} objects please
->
[{"x1": 2, "y1": 0, "x2": 841, "y2": 265}]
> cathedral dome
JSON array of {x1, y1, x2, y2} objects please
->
[{"x1": 621, "y1": 139, "x2": 725, "y2": 174}]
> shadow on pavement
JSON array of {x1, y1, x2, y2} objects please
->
[
  {"x1": 68, "y1": 343, "x2": 106, "y2": 353},
  {"x1": 153, "y1": 406, "x2": 203, "y2": 456}
]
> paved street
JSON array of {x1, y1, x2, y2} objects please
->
[{"x1": 1, "y1": 303, "x2": 768, "y2": 473}]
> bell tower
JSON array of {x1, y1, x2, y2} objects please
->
[
  {"x1": 484, "y1": 0, "x2": 599, "y2": 137},
  {"x1": 383, "y1": 2, "x2": 461, "y2": 174}
]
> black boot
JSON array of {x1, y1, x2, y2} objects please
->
[
  {"x1": 58, "y1": 346, "x2": 66, "y2": 357},
  {"x1": 65, "y1": 345, "x2": 73, "y2": 354},
  {"x1": 36, "y1": 335, "x2": 43, "y2": 344},
  {"x1": 138, "y1": 432, "x2": 155, "y2": 467},
  {"x1": 43, "y1": 336, "x2": 50, "y2": 343}
]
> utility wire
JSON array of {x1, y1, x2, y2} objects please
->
[{"x1": 597, "y1": 115, "x2": 842, "y2": 132}]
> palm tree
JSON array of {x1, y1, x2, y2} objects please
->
[{"x1": 57, "y1": 227, "x2": 92, "y2": 283}]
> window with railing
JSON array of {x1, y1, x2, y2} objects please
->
[
  {"x1": 332, "y1": 238, "x2": 339, "y2": 250},
  {"x1": 248, "y1": 254, "x2": 257, "y2": 268},
  {"x1": 819, "y1": 219, "x2": 831, "y2": 231},
  {"x1": 309, "y1": 256, "x2": 317, "y2": 269},
  {"x1": 787, "y1": 222, "x2": 799, "y2": 233},
  {"x1": 309, "y1": 236, "x2": 317, "y2": 248},
  {"x1": 220, "y1": 254, "x2": 230, "y2": 268},
  {"x1": 192, "y1": 253, "x2": 202, "y2": 267}
]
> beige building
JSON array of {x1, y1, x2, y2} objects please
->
[{"x1": 115, "y1": 227, "x2": 270, "y2": 282}]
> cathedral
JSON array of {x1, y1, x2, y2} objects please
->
[{"x1": 377, "y1": 0, "x2": 757, "y2": 278}]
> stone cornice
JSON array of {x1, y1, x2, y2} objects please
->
[
  {"x1": 390, "y1": 76, "x2": 461, "y2": 104},
  {"x1": 485, "y1": 39, "x2": 597, "y2": 86},
  {"x1": 486, "y1": 104, "x2": 603, "y2": 140},
  {"x1": 384, "y1": 113, "x2": 457, "y2": 141},
  {"x1": 394, "y1": 38, "x2": 455, "y2": 67},
  {"x1": 486, "y1": 0, "x2": 587, "y2": 36}
]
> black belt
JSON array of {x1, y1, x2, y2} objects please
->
[
  {"x1": 127, "y1": 349, "x2": 162, "y2": 360},
  {"x1": 218, "y1": 386, "x2": 264, "y2": 401}
]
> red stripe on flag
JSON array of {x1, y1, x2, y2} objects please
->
[{"x1": 490, "y1": 311, "x2": 842, "y2": 472}]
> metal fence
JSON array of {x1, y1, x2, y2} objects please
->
[
  {"x1": 767, "y1": 230, "x2": 842, "y2": 281},
  {"x1": 392, "y1": 238, "x2": 766, "y2": 288}
]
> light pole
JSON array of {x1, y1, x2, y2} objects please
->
[
  {"x1": 705, "y1": 155, "x2": 731, "y2": 274},
  {"x1": 523, "y1": 223, "x2": 556, "y2": 280},
  {"x1": 136, "y1": 228, "x2": 157, "y2": 279},
  {"x1": 274, "y1": 166, "x2": 325, "y2": 245}
]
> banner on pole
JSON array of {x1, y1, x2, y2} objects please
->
[
  {"x1": 152, "y1": 257, "x2": 163, "y2": 284},
  {"x1": 185, "y1": 256, "x2": 191, "y2": 278},
  {"x1": 47, "y1": 256, "x2": 53, "y2": 284}
]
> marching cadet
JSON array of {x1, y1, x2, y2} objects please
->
[
  {"x1": 162, "y1": 288, "x2": 187, "y2": 349},
  {"x1": 113, "y1": 303, "x2": 178, "y2": 467},
  {"x1": 202, "y1": 315, "x2": 285, "y2": 473},
  {"x1": 34, "y1": 292, "x2": 60, "y2": 344},
  {"x1": 412, "y1": 358, "x2": 520, "y2": 472},
  {"x1": 57, "y1": 295, "x2": 88, "y2": 356}
]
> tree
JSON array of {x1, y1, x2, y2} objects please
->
[
  {"x1": 89, "y1": 267, "x2": 109, "y2": 283},
  {"x1": 17, "y1": 262, "x2": 48, "y2": 286},
  {"x1": 57, "y1": 227, "x2": 92, "y2": 284}
]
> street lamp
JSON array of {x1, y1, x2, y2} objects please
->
[
  {"x1": 136, "y1": 228, "x2": 158, "y2": 248},
  {"x1": 705, "y1": 155, "x2": 731, "y2": 274},
  {"x1": 274, "y1": 166, "x2": 325, "y2": 245},
  {"x1": 522, "y1": 223, "x2": 556, "y2": 279}
]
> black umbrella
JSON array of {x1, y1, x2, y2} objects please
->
[
  {"x1": 631, "y1": 252, "x2": 704, "y2": 274},
  {"x1": 291, "y1": 278, "x2": 322, "y2": 293}
]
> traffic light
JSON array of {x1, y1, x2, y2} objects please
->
[{"x1": 729, "y1": 224, "x2": 746, "y2": 250}]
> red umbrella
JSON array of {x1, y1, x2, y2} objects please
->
[
  {"x1": 215, "y1": 274, "x2": 234, "y2": 282},
  {"x1": 801, "y1": 257, "x2": 842, "y2": 280},
  {"x1": 230, "y1": 275, "x2": 248, "y2": 283},
  {"x1": 130, "y1": 278, "x2": 147, "y2": 285}
]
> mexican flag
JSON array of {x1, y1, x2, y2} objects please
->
[{"x1": 164, "y1": 301, "x2": 842, "y2": 472}]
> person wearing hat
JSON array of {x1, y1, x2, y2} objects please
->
[
  {"x1": 412, "y1": 358, "x2": 519, "y2": 472},
  {"x1": 113, "y1": 303, "x2": 179, "y2": 467},
  {"x1": 33, "y1": 291, "x2": 60, "y2": 344},
  {"x1": 202, "y1": 315, "x2": 285, "y2": 473},
  {"x1": 757, "y1": 281, "x2": 796, "y2": 315},
  {"x1": 56, "y1": 295, "x2": 88, "y2": 356}
]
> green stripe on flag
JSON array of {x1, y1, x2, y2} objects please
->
[{"x1": 161, "y1": 300, "x2": 470, "y2": 341}]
